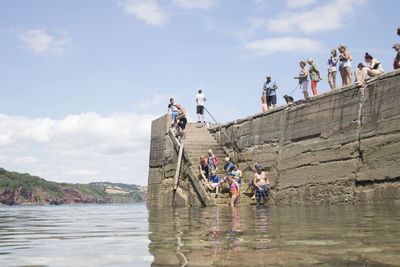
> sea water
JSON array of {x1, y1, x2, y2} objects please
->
[{"x1": 1, "y1": 203, "x2": 400, "y2": 266}]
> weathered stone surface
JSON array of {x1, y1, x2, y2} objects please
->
[
  {"x1": 357, "y1": 134, "x2": 400, "y2": 181},
  {"x1": 149, "y1": 115, "x2": 170, "y2": 167},
  {"x1": 149, "y1": 70, "x2": 400, "y2": 205}
]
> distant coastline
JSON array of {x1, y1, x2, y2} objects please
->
[{"x1": 0, "y1": 168, "x2": 146, "y2": 206}]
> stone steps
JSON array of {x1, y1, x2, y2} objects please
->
[{"x1": 181, "y1": 122, "x2": 256, "y2": 207}]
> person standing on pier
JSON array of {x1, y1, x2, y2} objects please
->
[
  {"x1": 195, "y1": 89, "x2": 206, "y2": 123},
  {"x1": 327, "y1": 49, "x2": 338, "y2": 89},
  {"x1": 294, "y1": 61, "x2": 309, "y2": 100},
  {"x1": 338, "y1": 44, "x2": 353, "y2": 86},
  {"x1": 167, "y1": 98, "x2": 178, "y2": 128},
  {"x1": 393, "y1": 44, "x2": 400, "y2": 69},
  {"x1": 253, "y1": 164, "x2": 269, "y2": 206},
  {"x1": 307, "y1": 58, "x2": 322, "y2": 95},
  {"x1": 263, "y1": 75, "x2": 278, "y2": 110}
]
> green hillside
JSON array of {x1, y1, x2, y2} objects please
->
[{"x1": 0, "y1": 168, "x2": 146, "y2": 206}]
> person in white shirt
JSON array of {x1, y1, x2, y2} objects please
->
[{"x1": 195, "y1": 89, "x2": 206, "y2": 123}]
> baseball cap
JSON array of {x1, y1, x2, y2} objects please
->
[{"x1": 256, "y1": 164, "x2": 262, "y2": 168}]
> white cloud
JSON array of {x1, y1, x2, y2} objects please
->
[
  {"x1": 0, "y1": 112, "x2": 156, "y2": 185},
  {"x1": 248, "y1": 17, "x2": 268, "y2": 30},
  {"x1": 14, "y1": 156, "x2": 38, "y2": 164},
  {"x1": 267, "y1": 0, "x2": 367, "y2": 34},
  {"x1": 172, "y1": 0, "x2": 217, "y2": 9},
  {"x1": 245, "y1": 37, "x2": 323, "y2": 55},
  {"x1": 286, "y1": 0, "x2": 317, "y2": 8},
  {"x1": 19, "y1": 29, "x2": 70, "y2": 54},
  {"x1": 138, "y1": 93, "x2": 169, "y2": 109},
  {"x1": 119, "y1": 0, "x2": 168, "y2": 26}
]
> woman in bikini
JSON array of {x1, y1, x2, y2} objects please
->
[
  {"x1": 356, "y1": 52, "x2": 384, "y2": 85},
  {"x1": 228, "y1": 176, "x2": 240, "y2": 207}
]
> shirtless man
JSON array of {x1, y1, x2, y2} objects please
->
[
  {"x1": 253, "y1": 164, "x2": 269, "y2": 205},
  {"x1": 176, "y1": 104, "x2": 187, "y2": 139}
]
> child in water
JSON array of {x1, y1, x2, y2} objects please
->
[{"x1": 228, "y1": 176, "x2": 240, "y2": 207}]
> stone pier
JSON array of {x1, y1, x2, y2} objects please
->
[{"x1": 147, "y1": 70, "x2": 400, "y2": 206}]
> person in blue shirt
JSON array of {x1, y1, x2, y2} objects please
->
[
  {"x1": 205, "y1": 170, "x2": 221, "y2": 198},
  {"x1": 222, "y1": 157, "x2": 235, "y2": 184},
  {"x1": 263, "y1": 74, "x2": 278, "y2": 110},
  {"x1": 167, "y1": 98, "x2": 179, "y2": 127}
]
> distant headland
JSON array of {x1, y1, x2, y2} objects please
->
[{"x1": 0, "y1": 168, "x2": 146, "y2": 206}]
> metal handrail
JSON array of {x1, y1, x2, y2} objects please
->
[
  {"x1": 203, "y1": 107, "x2": 257, "y2": 173},
  {"x1": 203, "y1": 107, "x2": 240, "y2": 154},
  {"x1": 204, "y1": 107, "x2": 276, "y2": 203}
]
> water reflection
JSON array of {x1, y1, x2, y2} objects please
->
[
  {"x1": 0, "y1": 204, "x2": 152, "y2": 267},
  {"x1": 148, "y1": 204, "x2": 400, "y2": 266}
]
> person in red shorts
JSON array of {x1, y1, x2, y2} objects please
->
[{"x1": 307, "y1": 58, "x2": 322, "y2": 95}]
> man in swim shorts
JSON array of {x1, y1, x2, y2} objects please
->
[
  {"x1": 176, "y1": 104, "x2": 187, "y2": 139},
  {"x1": 253, "y1": 164, "x2": 269, "y2": 206}
]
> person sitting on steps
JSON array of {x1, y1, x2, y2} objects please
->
[
  {"x1": 198, "y1": 155, "x2": 209, "y2": 183},
  {"x1": 232, "y1": 164, "x2": 242, "y2": 186},
  {"x1": 244, "y1": 162, "x2": 259, "y2": 199},
  {"x1": 206, "y1": 170, "x2": 221, "y2": 198},
  {"x1": 222, "y1": 157, "x2": 235, "y2": 183}
]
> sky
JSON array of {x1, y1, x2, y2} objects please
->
[{"x1": 0, "y1": 0, "x2": 398, "y2": 186}]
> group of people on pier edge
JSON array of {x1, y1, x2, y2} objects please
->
[
  {"x1": 262, "y1": 27, "x2": 400, "y2": 110},
  {"x1": 165, "y1": 27, "x2": 400, "y2": 205}
]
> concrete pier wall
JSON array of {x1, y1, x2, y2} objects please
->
[
  {"x1": 210, "y1": 70, "x2": 400, "y2": 204},
  {"x1": 147, "y1": 70, "x2": 400, "y2": 206}
]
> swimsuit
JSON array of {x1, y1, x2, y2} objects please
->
[
  {"x1": 339, "y1": 58, "x2": 351, "y2": 72},
  {"x1": 230, "y1": 182, "x2": 239, "y2": 196},
  {"x1": 232, "y1": 170, "x2": 241, "y2": 185},
  {"x1": 256, "y1": 185, "x2": 268, "y2": 200},
  {"x1": 254, "y1": 172, "x2": 268, "y2": 200}
]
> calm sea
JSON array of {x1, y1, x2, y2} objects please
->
[{"x1": 1, "y1": 203, "x2": 400, "y2": 266}]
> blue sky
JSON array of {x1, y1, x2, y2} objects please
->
[{"x1": 0, "y1": 0, "x2": 398, "y2": 185}]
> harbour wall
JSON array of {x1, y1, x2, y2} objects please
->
[{"x1": 147, "y1": 70, "x2": 400, "y2": 206}]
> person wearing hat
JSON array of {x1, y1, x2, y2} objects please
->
[
  {"x1": 263, "y1": 74, "x2": 278, "y2": 110},
  {"x1": 253, "y1": 164, "x2": 269, "y2": 206},
  {"x1": 393, "y1": 44, "x2": 400, "y2": 70}
]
